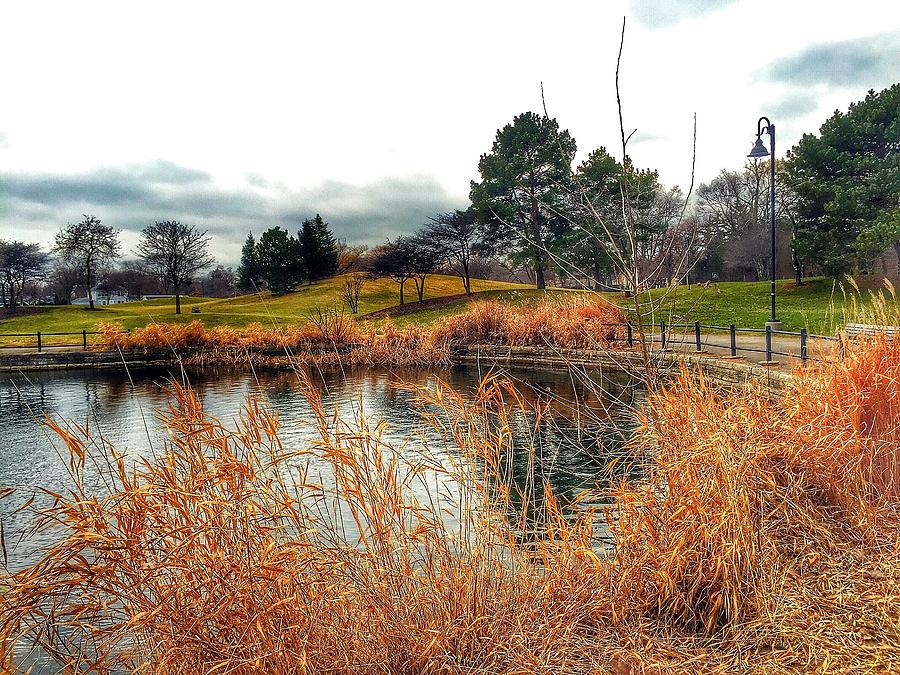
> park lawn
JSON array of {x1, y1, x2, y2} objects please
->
[
  {"x1": 2, "y1": 275, "x2": 895, "y2": 346},
  {"x1": 611, "y1": 277, "x2": 898, "y2": 334},
  {"x1": 373, "y1": 288, "x2": 582, "y2": 327},
  {"x1": 0, "y1": 275, "x2": 528, "y2": 345}
]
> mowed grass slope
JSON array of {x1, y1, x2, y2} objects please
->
[
  {"x1": 0, "y1": 275, "x2": 528, "y2": 343},
  {"x1": 622, "y1": 277, "x2": 899, "y2": 333},
  {"x1": 1, "y1": 274, "x2": 897, "y2": 346}
]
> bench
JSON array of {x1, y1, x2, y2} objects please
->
[{"x1": 844, "y1": 323, "x2": 900, "y2": 339}]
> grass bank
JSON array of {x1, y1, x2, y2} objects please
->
[
  {"x1": 616, "y1": 277, "x2": 900, "y2": 333},
  {"x1": 2, "y1": 276, "x2": 898, "y2": 347},
  {"x1": 0, "y1": 275, "x2": 529, "y2": 343}
]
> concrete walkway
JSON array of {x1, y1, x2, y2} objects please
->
[{"x1": 652, "y1": 330, "x2": 840, "y2": 369}]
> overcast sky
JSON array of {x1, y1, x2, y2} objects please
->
[{"x1": 1, "y1": 0, "x2": 898, "y2": 265}]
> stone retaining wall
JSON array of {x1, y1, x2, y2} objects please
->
[
  {"x1": 0, "y1": 345, "x2": 794, "y2": 393},
  {"x1": 450, "y1": 345, "x2": 794, "y2": 391}
]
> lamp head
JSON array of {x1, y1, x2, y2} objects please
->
[{"x1": 748, "y1": 137, "x2": 769, "y2": 159}]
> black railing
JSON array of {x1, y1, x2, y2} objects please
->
[
  {"x1": 0, "y1": 330, "x2": 116, "y2": 352},
  {"x1": 605, "y1": 322, "x2": 839, "y2": 363}
]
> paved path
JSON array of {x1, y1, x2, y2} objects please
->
[{"x1": 647, "y1": 330, "x2": 839, "y2": 369}]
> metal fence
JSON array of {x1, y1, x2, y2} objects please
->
[
  {"x1": 607, "y1": 321, "x2": 840, "y2": 363},
  {"x1": 0, "y1": 323, "x2": 840, "y2": 362},
  {"x1": 0, "y1": 330, "x2": 108, "y2": 352}
]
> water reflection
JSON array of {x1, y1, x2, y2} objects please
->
[{"x1": 1, "y1": 365, "x2": 642, "y2": 571}]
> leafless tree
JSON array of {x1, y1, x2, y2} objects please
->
[
  {"x1": 0, "y1": 240, "x2": 48, "y2": 309},
  {"x1": 424, "y1": 209, "x2": 480, "y2": 295},
  {"x1": 53, "y1": 215, "x2": 120, "y2": 310},
  {"x1": 341, "y1": 272, "x2": 367, "y2": 314},
  {"x1": 136, "y1": 221, "x2": 214, "y2": 314}
]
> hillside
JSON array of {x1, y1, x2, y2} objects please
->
[{"x1": 0, "y1": 275, "x2": 530, "y2": 343}]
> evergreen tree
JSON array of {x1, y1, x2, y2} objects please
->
[
  {"x1": 256, "y1": 227, "x2": 304, "y2": 295},
  {"x1": 470, "y1": 112, "x2": 576, "y2": 289},
  {"x1": 236, "y1": 232, "x2": 262, "y2": 291},
  {"x1": 299, "y1": 214, "x2": 339, "y2": 284},
  {"x1": 785, "y1": 84, "x2": 900, "y2": 277}
]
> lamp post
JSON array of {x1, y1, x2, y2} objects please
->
[{"x1": 748, "y1": 116, "x2": 780, "y2": 329}]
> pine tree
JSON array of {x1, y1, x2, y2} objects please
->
[
  {"x1": 256, "y1": 227, "x2": 304, "y2": 295},
  {"x1": 300, "y1": 214, "x2": 339, "y2": 284},
  {"x1": 236, "y1": 233, "x2": 262, "y2": 291}
]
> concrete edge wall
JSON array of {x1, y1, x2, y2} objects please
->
[{"x1": 0, "y1": 345, "x2": 794, "y2": 393}]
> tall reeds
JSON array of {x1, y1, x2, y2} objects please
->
[{"x1": 3, "y1": 317, "x2": 900, "y2": 672}]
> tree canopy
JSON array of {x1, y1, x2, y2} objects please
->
[
  {"x1": 470, "y1": 112, "x2": 577, "y2": 289},
  {"x1": 53, "y1": 215, "x2": 120, "y2": 310},
  {"x1": 236, "y1": 233, "x2": 263, "y2": 291},
  {"x1": 299, "y1": 214, "x2": 339, "y2": 284},
  {"x1": 785, "y1": 84, "x2": 900, "y2": 277},
  {"x1": 136, "y1": 220, "x2": 213, "y2": 314},
  {"x1": 256, "y1": 227, "x2": 304, "y2": 295}
]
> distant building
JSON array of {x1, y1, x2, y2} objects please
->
[
  {"x1": 72, "y1": 287, "x2": 129, "y2": 306},
  {"x1": 140, "y1": 294, "x2": 177, "y2": 301}
]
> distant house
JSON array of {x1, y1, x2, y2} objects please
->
[
  {"x1": 72, "y1": 287, "x2": 129, "y2": 306},
  {"x1": 140, "y1": 294, "x2": 177, "y2": 301}
]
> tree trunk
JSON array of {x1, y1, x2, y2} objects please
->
[
  {"x1": 593, "y1": 261, "x2": 602, "y2": 291},
  {"x1": 792, "y1": 247, "x2": 804, "y2": 286},
  {"x1": 175, "y1": 293, "x2": 182, "y2": 315},
  {"x1": 416, "y1": 275, "x2": 426, "y2": 302},
  {"x1": 399, "y1": 279, "x2": 405, "y2": 305},
  {"x1": 87, "y1": 263, "x2": 95, "y2": 310},
  {"x1": 535, "y1": 264, "x2": 546, "y2": 290},
  {"x1": 463, "y1": 262, "x2": 471, "y2": 295}
]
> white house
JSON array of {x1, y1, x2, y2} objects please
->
[{"x1": 72, "y1": 287, "x2": 129, "y2": 306}]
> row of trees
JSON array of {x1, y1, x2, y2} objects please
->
[
  {"x1": 3, "y1": 216, "x2": 220, "y2": 314},
  {"x1": 236, "y1": 215, "x2": 340, "y2": 295}
]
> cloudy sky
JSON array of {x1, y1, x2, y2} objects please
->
[{"x1": 1, "y1": 0, "x2": 898, "y2": 264}]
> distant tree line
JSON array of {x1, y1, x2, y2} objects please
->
[
  {"x1": 236, "y1": 214, "x2": 340, "y2": 295},
  {"x1": 5, "y1": 84, "x2": 896, "y2": 313}
]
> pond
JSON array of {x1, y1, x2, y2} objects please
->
[
  {"x1": 1, "y1": 363, "x2": 643, "y2": 564},
  {"x1": 1, "y1": 364, "x2": 644, "y2": 670}
]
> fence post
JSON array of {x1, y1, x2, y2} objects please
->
[
  {"x1": 694, "y1": 321, "x2": 702, "y2": 352},
  {"x1": 37, "y1": 331, "x2": 42, "y2": 353},
  {"x1": 660, "y1": 321, "x2": 667, "y2": 350},
  {"x1": 800, "y1": 328, "x2": 808, "y2": 362},
  {"x1": 765, "y1": 325, "x2": 773, "y2": 362},
  {"x1": 626, "y1": 322, "x2": 633, "y2": 348},
  {"x1": 729, "y1": 324, "x2": 737, "y2": 357},
  {"x1": 83, "y1": 329, "x2": 88, "y2": 350}
]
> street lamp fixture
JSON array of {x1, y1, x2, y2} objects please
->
[{"x1": 748, "y1": 116, "x2": 780, "y2": 329}]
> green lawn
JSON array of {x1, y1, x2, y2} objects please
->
[
  {"x1": 607, "y1": 277, "x2": 898, "y2": 334},
  {"x1": 1, "y1": 275, "x2": 896, "y2": 346},
  {"x1": 0, "y1": 275, "x2": 528, "y2": 345}
]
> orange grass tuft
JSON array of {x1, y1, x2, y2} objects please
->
[{"x1": 430, "y1": 296, "x2": 626, "y2": 350}]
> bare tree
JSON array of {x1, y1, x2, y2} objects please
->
[
  {"x1": 336, "y1": 240, "x2": 368, "y2": 275},
  {"x1": 424, "y1": 209, "x2": 480, "y2": 295},
  {"x1": 0, "y1": 240, "x2": 48, "y2": 309},
  {"x1": 45, "y1": 261, "x2": 82, "y2": 305},
  {"x1": 53, "y1": 215, "x2": 120, "y2": 310},
  {"x1": 136, "y1": 221, "x2": 214, "y2": 314},
  {"x1": 341, "y1": 272, "x2": 367, "y2": 314}
]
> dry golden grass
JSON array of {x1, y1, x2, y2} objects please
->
[
  {"x1": 430, "y1": 296, "x2": 626, "y2": 350},
  {"x1": 3, "y1": 325, "x2": 900, "y2": 672},
  {"x1": 94, "y1": 296, "x2": 628, "y2": 369}
]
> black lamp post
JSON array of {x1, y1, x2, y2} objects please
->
[{"x1": 748, "y1": 116, "x2": 780, "y2": 328}]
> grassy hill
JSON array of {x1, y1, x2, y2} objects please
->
[
  {"x1": 1, "y1": 274, "x2": 897, "y2": 347},
  {"x1": 0, "y1": 275, "x2": 529, "y2": 344},
  {"x1": 618, "y1": 277, "x2": 898, "y2": 334}
]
